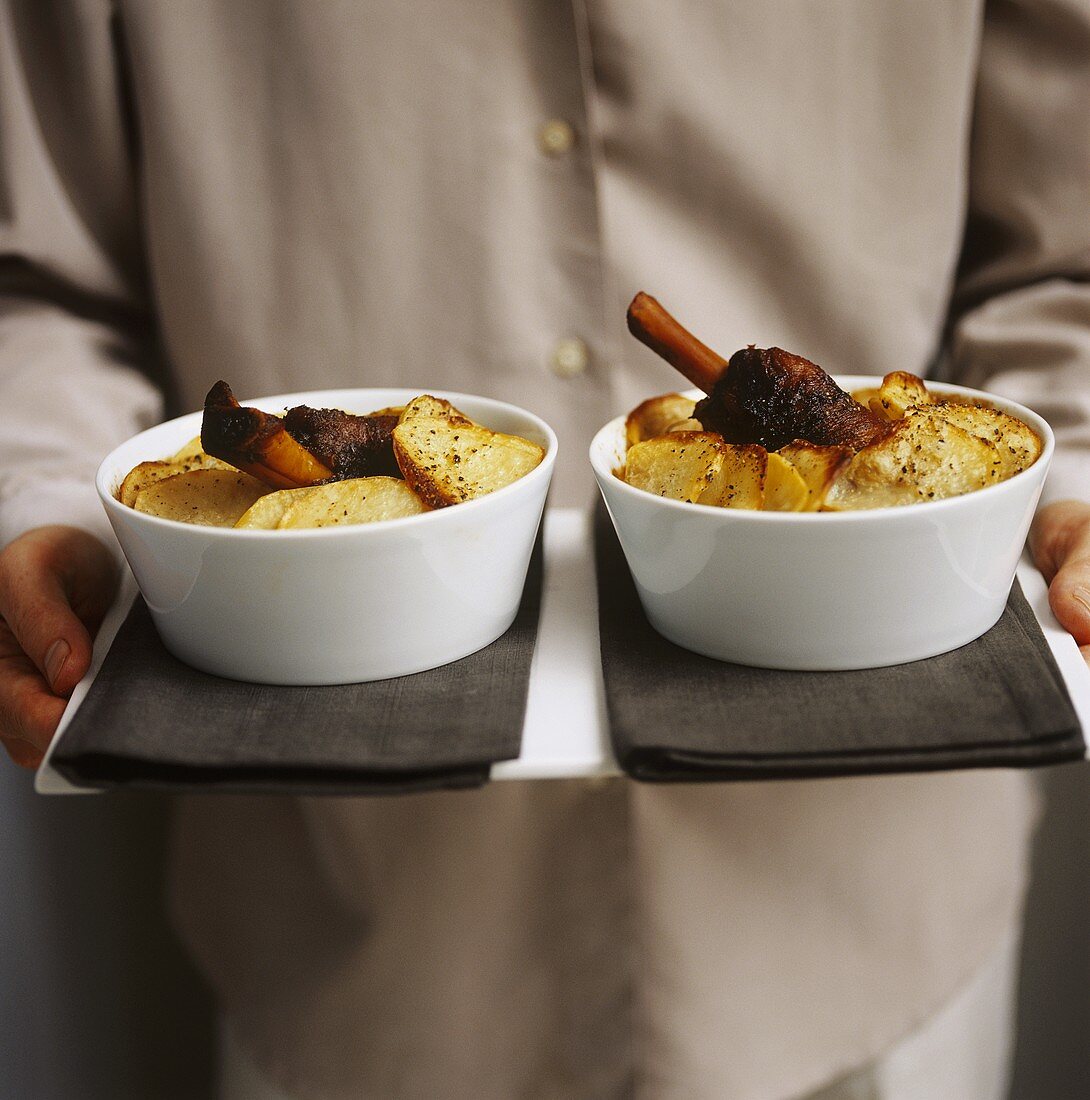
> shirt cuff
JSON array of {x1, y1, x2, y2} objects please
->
[{"x1": 0, "y1": 478, "x2": 123, "y2": 566}]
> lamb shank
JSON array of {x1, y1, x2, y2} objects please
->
[
  {"x1": 201, "y1": 382, "x2": 400, "y2": 488},
  {"x1": 626, "y1": 292, "x2": 888, "y2": 452}
]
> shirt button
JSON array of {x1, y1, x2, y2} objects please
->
[
  {"x1": 538, "y1": 118, "x2": 575, "y2": 157},
  {"x1": 551, "y1": 337, "x2": 589, "y2": 378}
]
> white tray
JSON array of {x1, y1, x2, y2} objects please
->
[{"x1": 36, "y1": 507, "x2": 1090, "y2": 794}]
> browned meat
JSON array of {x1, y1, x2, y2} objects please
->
[
  {"x1": 201, "y1": 381, "x2": 333, "y2": 489},
  {"x1": 626, "y1": 292, "x2": 888, "y2": 451},
  {"x1": 695, "y1": 346, "x2": 889, "y2": 451},
  {"x1": 283, "y1": 406, "x2": 401, "y2": 479}
]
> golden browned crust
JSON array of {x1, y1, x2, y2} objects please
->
[
  {"x1": 201, "y1": 381, "x2": 333, "y2": 488},
  {"x1": 695, "y1": 346, "x2": 890, "y2": 451}
]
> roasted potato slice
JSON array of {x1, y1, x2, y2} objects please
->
[
  {"x1": 277, "y1": 478, "x2": 426, "y2": 528},
  {"x1": 171, "y1": 436, "x2": 207, "y2": 463},
  {"x1": 365, "y1": 406, "x2": 406, "y2": 418},
  {"x1": 393, "y1": 418, "x2": 544, "y2": 507},
  {"x1": 233, "y1": 489, "x2": 302, "y2": 529},
  {"x1": 397, "y1": 395, "x2": 473, "y2": 427},
  {"x1": 825, "y1": 409, "x2": 998, "y2": 510},
  {"x1": 119, "y1": 452, "x2": 234, "y2": 506},
  {"x1": 930, "y1": 401, "x2": 1042, "y2": 479},
  {"x1": 625, "y1": 432, "x2": 725, "y2": 502},
  {"x1": 868, "y1": 371, "x2": 932, "y2": 422},
  {"x1": 133, "y1": 469, "x2": 269, "y2": 526},
  {"x1": 667, "y1": 417, "x2": 704, "y2": 434},
  {"x1": 698, "y1": 443, "x2": 767, "y2": 509},
  {"x1": 625, "y1": 393, "x2": 698, "y2": 448},
  {"x1": 776, "y1": 441, "x2": 853, "y2": 511},
  {"x1": 763, "y1": 452, "x2": 810, "y2": 512},
  {"x1": 850, "y1": 386, "x2": 882, "y2": 409},
  {"x1": 120, "y1": 461, "x2": 189, "y2": 508}
]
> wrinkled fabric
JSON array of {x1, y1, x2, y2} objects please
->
[{"x1": 2, "y1": 0, "x2": 1086, "y2": 1096}]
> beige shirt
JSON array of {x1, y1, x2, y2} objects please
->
[{"x1": 2, "y1": 1, "x2": 1087, "y2": 1097}]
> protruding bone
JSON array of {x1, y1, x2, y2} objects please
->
[{"x1": 626, "y1": 292, "x2": 726, "y2": 394}]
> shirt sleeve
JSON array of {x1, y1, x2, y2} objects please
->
[
  {"x1": 945, "y1": 0, "x2": 1090, "y2": 507},
  {"x1": 0, "y1": 1, "x2": 163, "y2": 552}
]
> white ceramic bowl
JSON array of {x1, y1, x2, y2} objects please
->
[
  {"x1": 98, "y1": 388, "x2": 556, "y2": 684},
  {"x1": 590, "y1": 378, "x2": 1054, "y2": 670}
]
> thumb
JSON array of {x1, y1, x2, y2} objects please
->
[
  {"x1": 1030, "y1": 501, "x2": 1090, "y2": 646},
  {"x1": 0, "y1": 527, "x2": 116, "y2": 697}
]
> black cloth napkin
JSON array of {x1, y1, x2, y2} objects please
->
[
  {"x1": 595, "y1": 505, "x2": 1085, "y2": 781},
  {"x1": 52, "y1": 540, "x2": 543, "y2": 795}
]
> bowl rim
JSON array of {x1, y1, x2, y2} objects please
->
[
  {"x1": 98, "y1": 387, "x2": 557, "y2": 539},
  {"x1": 590, "y1": 375, "x2": 1055, "y2": 525}
]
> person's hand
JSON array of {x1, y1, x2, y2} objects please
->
[
  {"x1": 0, "y1": 526, "x2": 118, "y2": 768},
  {"x1": 1029, "y1": 500, "x2": 1090, "y2": 668}
]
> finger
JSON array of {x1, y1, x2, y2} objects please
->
[
  {"x1": 45, "y1": 531, "x2": 117, "y2": 688},
  {"x1": 2, "y1": 590, "x2": 91, "y2": 698},
  {"x1": 1050, "y1": 566, "x2": 1090, "y2": 647},
  {"x1": 0, "y1": 543, "x2": 96, "y2": 699},
  {"x1": 1028, "y1": 501, "x2": 1090, "y2": 643},
  {"x1": 0, "y1": 624, "x2": 66, "y2": 761},
  {"x1": 1029, "y1": 500, "x2": 1090, "y2": 584},
  {"x1": 2, "y1": 738, "x2": 44, "y2": 769},
  {"x1": 1081, "y1": 644, "x2": 1090, "y2": 671},
  {"x1": 59, "y1": 543, "x2": 118, "y2": 638}
]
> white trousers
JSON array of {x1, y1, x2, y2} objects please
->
[{"x1": 219, "y1": 930, "x2": 1020, "y2": 1100}]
